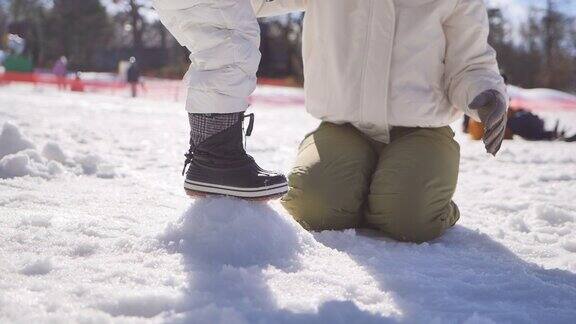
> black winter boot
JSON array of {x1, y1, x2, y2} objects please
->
[{"x1": 182, "y1": 113, "x2": 288, "y2": 200}]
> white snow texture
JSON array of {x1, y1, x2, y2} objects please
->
[
  {"x1": 0, "y1": 121, "x2": 117, "y2": 179},
  {"x1": 0, "y1": 84, "x2": 575, "y2": 324}
]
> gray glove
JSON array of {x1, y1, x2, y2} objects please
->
[{"x1": 469, "y1": 90, "x2": 507, "y2": 156}]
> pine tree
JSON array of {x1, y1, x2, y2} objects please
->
[{"x1": 112, "y1": 0, "x2": 152, "y2": 56}]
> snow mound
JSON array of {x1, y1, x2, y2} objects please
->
[
  {"x1": 562, "y1": 240, "x2": 576, "y2": 253},
  {"x1": 534, "y1": 204, "x2": 574, "y2": 226},
  {"x1": 0, "y1": 122, "x2": 118, "y2": 179},
  {"x1": 95, "y1": 293, "x2": 178, "y2": 318},
  {"x1": 75, "y1": 154, "x2": 117, "y2": 179},
  {"x1": 161, "y1": 198, "x2": 304, "y2": 269},
  {"x1": 42, "y1": 141, "x2": 68, "y2": 164},
  {"x1": 0, "y1": 149, "x2": 63, "y2": 179},
  {"x1": 19, "y1": 215, "x2": 52, "y2": 228},
  {"x1": 0, "y1": 122, "x2": 35, "y2": 159},
  {"x1": 19, "y1": 258, "x2": 53, "y2": 276},
  {"x1": 71, "y1": 242, "x2": 100, "y2": 257}
]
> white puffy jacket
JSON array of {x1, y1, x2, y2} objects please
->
[{"x1": 154, "y1": 0, "x2": 507, "y2": 143}]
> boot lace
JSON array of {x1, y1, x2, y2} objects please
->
[{"x1": 182, "y1": 149, "x2": 194, "y2": 176}]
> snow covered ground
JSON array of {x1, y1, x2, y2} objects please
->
[{"x1": 1, "y1": 84, "x2": 575, "y2": 324}]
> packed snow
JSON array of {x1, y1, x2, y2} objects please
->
[{"x1": 0, "y1": 84, "x2": 575, "y2": 324}]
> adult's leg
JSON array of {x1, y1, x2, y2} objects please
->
[
  {"x1": 130, "y1": 83, "x2": 137, "y2": 98},
  {"x1": 366, "y1": 127, "x2": 460, "y2": 243},
  {"x1": 281, "y1": 123, "x2": 379, "y2": 230}
]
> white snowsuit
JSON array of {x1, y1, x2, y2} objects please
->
[{"x1": 153, "y1": 0, "x2": 506, "y2": 143}]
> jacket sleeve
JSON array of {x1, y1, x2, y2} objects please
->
[
  {"x1": 251, "y1": 0, "x2": 307, "y2": 17},
  {"x1": 443, "y1": 0, "x2": 508, "y2": 121},
  {"x1": 152, "y1": 0, "x2": 261, "y2": 113}
]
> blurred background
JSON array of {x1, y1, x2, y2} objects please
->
[
  {"x1": 0, "y1": 0, "x2": 574, "y2": 92},
  {"x1": 0, "y1": 0, "x2": 305, "y2": 88}
]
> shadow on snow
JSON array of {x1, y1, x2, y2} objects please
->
[{"x1": 159, "y1": 198, "x2": 576, "y2": 323}]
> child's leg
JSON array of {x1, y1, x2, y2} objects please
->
[
  {"x1": 154, "y1": 0, "x2": 287, "y2": 199},
  {"x1": 281, "y1": 123, "x2": 379, "y2": 230},
  {"x1": 366, "y1": 127, "x2": 460, "y2": 243},
  {"x1": 153, "y1": 0, "x2": 260, "y2": 114}
]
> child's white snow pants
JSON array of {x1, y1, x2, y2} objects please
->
[{"x1": 152, "y1": 0, "x2": 261, "y2": 114}]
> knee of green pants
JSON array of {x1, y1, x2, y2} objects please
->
[
  {"x1": 281, "y1": 123, "x2": 378, "y2": 231},
  {"x1": 368, "y1": 200, "x2": 460, "y2": 243},
  {"x1": 281, "y1": 173, "x2": 364, "y2": 231},
  {"x1": 366, "y1": 126, "x2": 461, "y2": 243}
]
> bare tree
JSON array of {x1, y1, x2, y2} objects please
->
[
  {"x1": 113, "y1": 0, "x2": 152, "y2": 54},
  {"x1": 538, "y1": 0, "x2": 574, "y2": 89}
]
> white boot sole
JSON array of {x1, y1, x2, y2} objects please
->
[{"x1": 184, "y1": 180, "x2": 288, "y2": 200}]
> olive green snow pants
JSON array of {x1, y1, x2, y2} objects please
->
[{"x1": 281, "y1": 122, "x2": 460, "y2": 243}]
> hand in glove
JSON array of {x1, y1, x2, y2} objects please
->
[{"x1": 469, "y1": 90, "x2": 508, "y2": 156}]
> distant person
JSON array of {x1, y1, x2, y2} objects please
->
[
  {"x1": 52, "y1": 56, "x2": 68, "y2": 91},
  {"x1": 507, "y1": 108, "x2": 576, "y2": 142},
  {"x1": 126, "y1": 57, "x2": 141, "y2": 98},
  {"x1": 0, "y1": 50, "x2": 5, "y2": 76},
  {"x1": 0, "y1": 50, "x2": 6, "y2": 85},
  {"x1": 70, "y1": 72, "x2": 85, "y2": 93},
  {"x1": 466, "y1": 106, "x2": 576, "y2": 142}
]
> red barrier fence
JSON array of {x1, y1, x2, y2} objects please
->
[
  {"x1": 0, "y1": 71, "x2": 185, "y2": 101},
  {"x1": 0, "y1": 72, "x2": 306, "y2": 107},
  {"x1": 0, "y1": 71, "x2": 125, "y2": 89}
]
